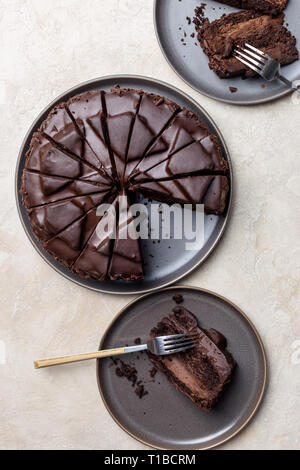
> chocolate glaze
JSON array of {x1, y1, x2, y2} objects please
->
[
  {"x1": 149, "y1": 306, "x2": 236, "y2": 412},
  {"x1": 131, "y1": 175, "x2": 229, "y2": 215},
  {"x1": 197, "y1": 10, "x2": 298, "y2": 79},
  {"x1": 21, "y1": 87, "x2": 230, "y2": 282}
]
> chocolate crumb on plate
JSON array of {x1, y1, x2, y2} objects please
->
[{"x1": 173, "y1": 294, "x2": 184, "y2": 304}]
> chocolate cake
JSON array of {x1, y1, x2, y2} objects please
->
[
  {"x1": 20, "y1": 87, "x2": 230, "y2": 282},
  {"x1": 149, "y1": 306, "x2": 236, "y2": 412},
  {"x1": 196, "y1": 11, "x2": 298, "y2": 78},
  {"x1": 216, "y1": 0, "x2": 288, "y2": 15}
]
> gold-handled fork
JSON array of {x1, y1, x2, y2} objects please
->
[{"x1": 34, "y1": 333, "x2": 199, "y2": 369}]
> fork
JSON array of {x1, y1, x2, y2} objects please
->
[
  {"x1": 234, "y1": 43, "x2": 300, "y2": 94},
  {"x1": 34, "y1": 334, "x2": 198, "y2": 369}
]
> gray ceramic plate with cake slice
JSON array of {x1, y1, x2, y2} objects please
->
[
  {"x1": 15, "y1": 75, "x2": 232, "y2": 296},
  {"x1": 154, "y1": 0, "x2": 300, "y2": 105},
  {"x1": 97, "y1": 286, "x2": 267, "y2": 450}
]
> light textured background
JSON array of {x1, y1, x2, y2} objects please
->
[{"x1": 1, "y1": 0, "x2": 300, "y2": 450}]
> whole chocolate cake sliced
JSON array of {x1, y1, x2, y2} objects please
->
[
  {"x1": 108, "y1": 192, "x2": 144, "y2": 281},
  {"x1": 149, "y1": 306, "x2": 236, "y2": 412},
  {"x1": 197, "y1": 11, "x2": 298, "y2": 78},
  {"x1": 20, "y1": 87, "x2": 230, "y2": 282},
  {"x1": 216, "y1": 0, "x2": 288, "y2": 14}
]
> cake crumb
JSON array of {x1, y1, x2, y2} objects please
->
[{"x1": 173, "y1": 294, "x2": 184, "y2": 304}]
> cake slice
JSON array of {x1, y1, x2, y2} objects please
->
[
  {"x1": 132, "y1": 175, "x2": 229, "y2": 215},
  {"x1": 26, "y1": 192, "x2": 109, "y2": 243},
  {"x1": 131, "y1": 139, "x2": 226, "y2": 183},
  {"x1": 149, "y1": 306, "x2": 236, "y2": 412},
  {"x1": 67, "y1": 90, "x2": 114, "y2": 178},
  {"x1": 197, "y1": 11, "x2": 298, "y2": 78},
  {"x1": 103, "y1": 87, "x2": 142, "y2": 181},
  {"x1": 130, "y1": 109, "x2": 227, "y2": 182},
  {"x1": 44, "y1": 192, "x2": 114, "y2": 269},
  {"x1": 125, "y1": 92, "x2": 180, "y2": 179},
  {"x1": 108, "y1": 192, "x2": 144, "y2": 282},
  {"x1": 41, "y1": 103, "x2": 109, "y2": 174},
  {"x1": 21, "y1": 172, "x2": 109, "y2": 208},
  {"x1": 73, "y1": 196, "x2": 118, "y2": 281},
  {"x1": 216, "y1": 0, "x2": 288, "y2": 15},
  {"x1": 25, "y1": 132, "x2": 106, "y2": 184}
]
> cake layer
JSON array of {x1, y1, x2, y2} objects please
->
[
  {"x1": 197, "y1": 11, "x2": 298, "y2": 78},
  {"x1": 149, "y1": 306, "x2": 236, "y2": 412},
  {"x1": 216, "y1": 0, "x2": 288, "y2": 15}
]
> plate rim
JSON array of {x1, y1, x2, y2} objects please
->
[
  {"x1": 153, "y1": 0, "x2": 297, "y2": 106},
  {"x1": 15, "y1": 74, "x2": 233, "y2": 295},
  {"x1": 96, "y1": 285, "x2": 268, "y2": 450}
]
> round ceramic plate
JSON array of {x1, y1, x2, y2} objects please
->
[
  {"x1": 15, "y1": 75, "x2": 232, "y2": 295},
  {"x1": 154, "y1": 0, "x2": 300, "y2": 105},
  {"x1": 97, "y1": 286, "x2": 267, "y2": 450}
]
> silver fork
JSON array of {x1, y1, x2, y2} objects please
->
[
  {"x1": 234, "y1": 43, "x2": 300, "y2": 93},
  {"x1": 34, "y1": 334, "x2": 198, "y2": 369}
]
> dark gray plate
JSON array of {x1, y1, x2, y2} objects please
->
[
  {"x1": 154, "y1": 0, "x2": 300, "y2": 105},
  {"x1": 97, "y1": 287, "x2": 267, "y2": 450},
  {"x1": 15, "y1": 75, "x2": 232, "y2": 295}
]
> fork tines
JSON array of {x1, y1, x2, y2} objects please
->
[
  {"x1": 234, "y1": 43, "x2": 267, "y2": 75},
  {"x1": 162, "y1": 333, "x2": 199, "y2": 354}
]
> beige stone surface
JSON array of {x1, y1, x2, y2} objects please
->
[{"x1": 0, "y1": 0, "x2": 300, "y2": 450}]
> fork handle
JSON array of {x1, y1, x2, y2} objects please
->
[
  {"x1": 278, "y1": 74, "x2": 300, "y2": 93},
  {"x1": 34, "y1": 348, "x2": 126, "y2": 369}
]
